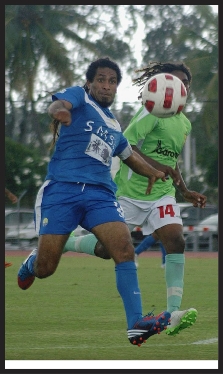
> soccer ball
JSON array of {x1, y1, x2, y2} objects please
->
[{"x1": 141, "y1": 73, "x2": 187, "y2": 118}]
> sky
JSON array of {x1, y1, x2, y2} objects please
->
[{"x1": 115, "y1": 5, "x2": 218, "y2": 109}]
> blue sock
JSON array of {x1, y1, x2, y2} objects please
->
[
  {"x1": 159, "y1": 242, "x2": 166, "y2": 265},
  {"x1": 115, "y1": 261, "x2": 142, "y2": 329},
  {"x1": 135, "y1": 235, "x2": 156, "y2": 255}
]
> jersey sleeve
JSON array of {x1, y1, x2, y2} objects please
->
[
  {"x1": 124, "y1": 106, "x2": 158, "y2": 145},
  {"x1": 117, "y1": 143, "x2": 133, "y2": 160},
  {"x1": 111, "y1": 128, "x2": 133, "y2": 160},
  {"x1": 52, "y1": 86, "x2": 84, "y2": 109}
]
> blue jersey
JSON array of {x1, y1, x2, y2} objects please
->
[{"x1": 46, "y1": 86, "x2": 131, "y2": 193}]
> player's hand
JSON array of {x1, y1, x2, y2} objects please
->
[
  {"x1": 53, "y1": 109, "x2": 72, "y2": 126},
  {"x1": 145, "y1": 170, "x2": 166, "y2": 194},
  {"x1": 182, "y1": 190, "x2": 207, "y2": 208}
]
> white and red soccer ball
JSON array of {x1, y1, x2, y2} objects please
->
[{"x1": 141, "y1": 73, "x2": 187, "y2": 118}]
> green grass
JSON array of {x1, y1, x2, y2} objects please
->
[{"x1": 5, "y1": 254, "x2": 218, "y2": 369}]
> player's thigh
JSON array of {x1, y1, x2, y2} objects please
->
[{"x1": 156, "y1": 224, "x2": 185, "y2": 254}]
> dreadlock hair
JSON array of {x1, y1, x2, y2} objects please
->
[
  {"x1": 49, "y1": 119, "x2": 60, "y2": 151},
  {"x1": 83, "y1": 56, "x2": 122, "y2": 93},
  {"x1": 132, "y1": 61, "x2": 192, "y2": 100},
  {"x1": 44, "y1": 89, "x2": 61, "y2": 150}
]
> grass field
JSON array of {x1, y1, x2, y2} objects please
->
[{"x1": 5, "y1": 252, "x2": 218, "y2": 370}]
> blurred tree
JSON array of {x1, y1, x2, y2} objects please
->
[
  {"x1": 5, "y1": 5, "x2": 218, "y2": 204},
  {"x1": 5, "y1": 5, "x2": 137, "y2": 154},
  {"x1": 5, "y1": 137, "x2": 48, "y2": 206}
]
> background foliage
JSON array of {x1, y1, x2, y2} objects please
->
[{"x1": 5, "y1": 5, "x2": 218, "y2": 207}]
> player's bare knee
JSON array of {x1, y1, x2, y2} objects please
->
[
  {"x1": 166, "y1": 235, "x2": 185, "y2": 254},
  {"x1": 94, "y1": 242, "x2": 111, "y2": 259},
  {"x1": 113, "y1": 242, "x2": 135, "y2": 263}
]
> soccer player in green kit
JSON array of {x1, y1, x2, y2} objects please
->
[{"x1": 114, "y1": 61, "x2": 207, "y2": 335}]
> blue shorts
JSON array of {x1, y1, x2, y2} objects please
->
[{"x1": 34, "y1": 180, "x2": 126, "y2": 235}]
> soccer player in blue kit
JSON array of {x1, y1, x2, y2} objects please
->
[{"x1": 17, "y1": 57, "x2": 183, "y2": 346}]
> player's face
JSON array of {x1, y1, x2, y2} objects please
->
[
  {"x1": 87, "y1": 67, "x2": 118, "y2": 107},
  {"x1": 171, "y1": 70, "x2": 190, "y2": 95}
]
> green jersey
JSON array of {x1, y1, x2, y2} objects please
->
[{"x1": 115, "y1": 106, "x2": 191, "y2": 201}]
